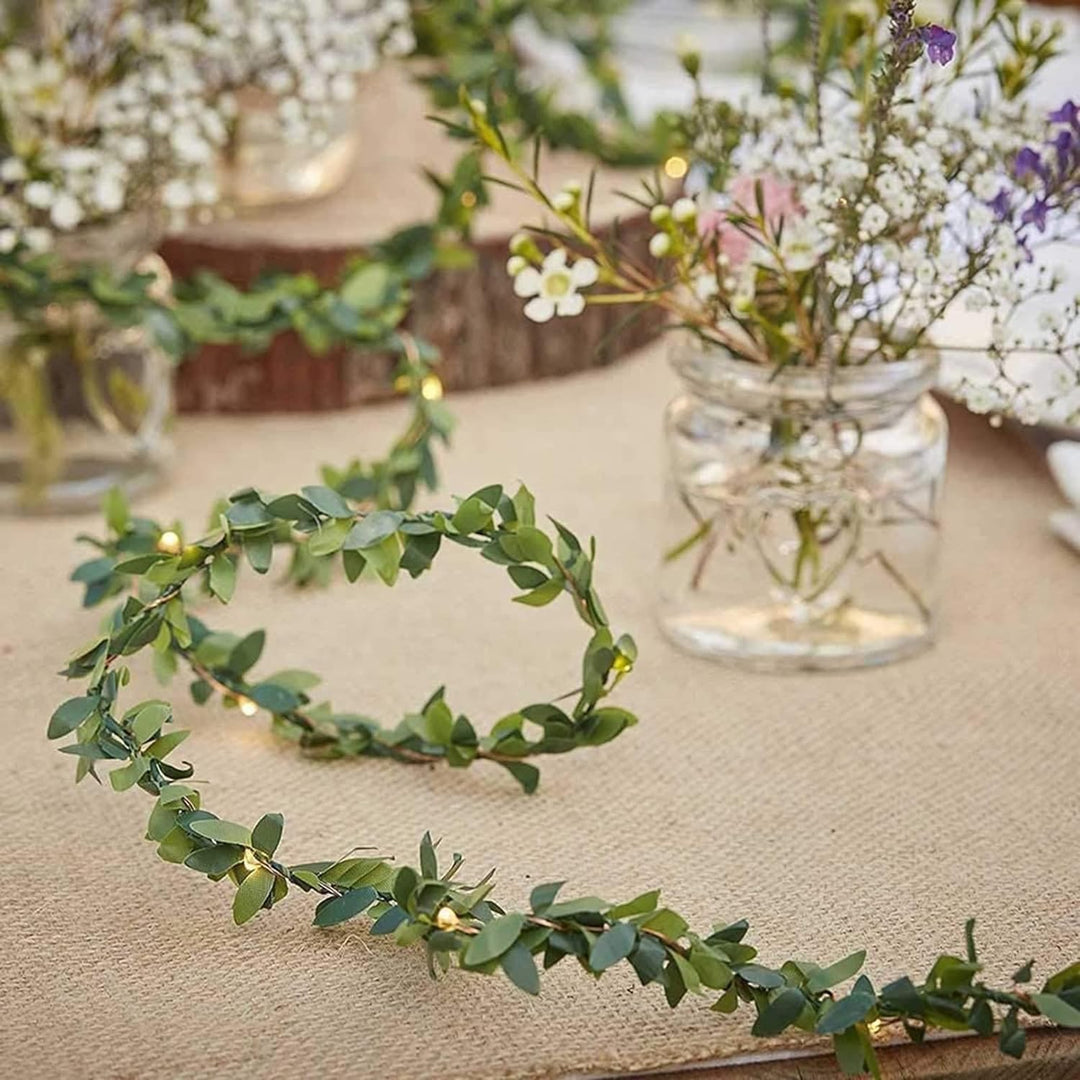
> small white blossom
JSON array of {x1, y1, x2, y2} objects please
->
[{"x1": 512, "y1": 249, "x2": 598, "y2": 323}]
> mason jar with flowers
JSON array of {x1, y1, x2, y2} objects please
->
[
  {"x1": 468, "y1": 0, "x2": 1079, "y2": 669},
  {"x1": 0, "y1": 2, "x2": 230, "y2": 512}
]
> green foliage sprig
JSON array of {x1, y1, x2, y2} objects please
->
[
  {"x1": 413, "y1": 0, "x2": 676, "y2": 169},
  {"x1": 64, "y1": 477, "x2": 638, "y2": 793}
]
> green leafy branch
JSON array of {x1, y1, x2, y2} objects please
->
[
  {"x1": 412, "y1": 0, "x2": 677, "y2": 170},
  {"x1": 63, "y1": 479, "x2": 638, "y2": 794}
]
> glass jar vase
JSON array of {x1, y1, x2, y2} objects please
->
[
  {"x1": 659, "y1": 343, "x2": 948, "y2": 670},
  {"x1": 219, "y1": 89, "x2": 359, "y2": 209},
  {"x1": 0, "y1": 304, "x2": 173, "y2": 514}
]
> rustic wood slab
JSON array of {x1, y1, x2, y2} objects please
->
[{"x1": 163, "y1": 64, "x2": 663, "y2": 413}]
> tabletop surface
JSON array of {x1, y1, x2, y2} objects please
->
[{"x1": 1, "y1": 341, "x2": 1077, "y2": 1079}]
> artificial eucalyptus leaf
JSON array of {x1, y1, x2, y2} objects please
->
[
  {"x1": 313, "y1": 886, "x2": 378, "y2": 927},
  {"x1": 233, "y1": 866, "x2": 275, "y2": 925},
  {"x1": 464, "y1": 913, "x2": 525, "y2": 966}
]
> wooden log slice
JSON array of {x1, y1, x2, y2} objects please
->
[{"x1": 163, "y1": 64, "x2": 664, "y2": 414}]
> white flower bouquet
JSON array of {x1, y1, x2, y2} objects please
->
[{"x1": 478, "y1": 0, "x2": 1079, "y2": 425}]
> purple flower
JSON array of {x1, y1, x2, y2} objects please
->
[
  {"x1": 1049, "y1": 100, "x2": 1079, "y2": 128},
  {"x1": 1021, "y1": 197, "x2": 1050, "y2": 232},
  {"x1": 988, "y1": 189, "x2": 1011, "y2": 221},
  {"x1": 919, "y1": 25, "x2": 957, "y2": 65},
  {"x1": 1014, "y1": 146, "x2": 1046, "y2": 181},
  {"x1": 1052, "y1": 128, "x2": 1074, "y2": 172}
]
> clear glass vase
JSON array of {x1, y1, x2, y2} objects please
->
[
  {"x1": 0, "y1": 305, "x2": 173, "y2": 515},
  {"x1": 659, "y1": 343, "x2": 948, "y2": 671},
  {"x1": 220, "y1": 90, "x2": 359, "y2": 209}
]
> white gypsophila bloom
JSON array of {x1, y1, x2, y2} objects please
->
[
  {"x1": 779, "y1": 218, "x2": 829, "y2": 273},
  {"x1": 826, "y1": 259, "x2": 854, "y2": 289},
  {"x1": 513, "y1": 249, "x2": 599, "y2": 323},
  {"x1": 860, "y1": 204, "x2": 888, "y2": 236},
  {"x1": 0, "y1": 228, "x2": 17, "y2": 254},
  {"x1": 49, "y1": 192, "x2": 84, "y2": 231},
  {"x1": 24, "y1": 182, "x2": 56, "y2": 210}
]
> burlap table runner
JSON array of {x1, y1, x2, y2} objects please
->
[{"x1": 1, "y1": 340, "x2": 1077, "y2": 1078}]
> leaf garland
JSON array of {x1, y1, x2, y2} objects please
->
[
  {"x1": 51, "y1": 486, "x2": 1080, "y2": 1078},
  {"x1": 64, "y1": 475, "x2": 638, "y2": 793}
]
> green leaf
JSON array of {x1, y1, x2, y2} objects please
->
[
  {"x1": 1013, "y1": 960, "x2": 1034, "y2": 984},
  {"x1": 752, "y1": 987, "x2": 807, "y2": 1037},
  {"x1": 157, "y1": 826, "x2": 197, "y2": 864},
  {"x1": 48, "y1": 696, "x2": 99, "y2": 739},
  {"x1": 513, "y1": 578, "x2": 564, "y2": 607},
  {"x1": 185, "y1": 845, "x2": 244, "y2": 876},
  {"x1": 313, "y1": 886, "x2": 378, "y2": 927},
  {"x1": 690, "y1": 944, "x2": 734, "y2": 990},
  {"x1": 1000, "y1": 1014, "x2": 1026, "y2": 1059},
  {"x1": 608, "y1": 890, "x2": 660, "y2": 920},
  {"x1": 816, "y1": 992, "x2": 876, "y2": 1035},
  {"x1": 249, "y1": 682, "x2": 301, "y2": 713},
  {"x1": 507, "y1": 565, "x2": 548, "y2": 590},
  {"x1": 529, "y1": 881, "x2": 565, "y2": 913},
  {"x1": 370, "y1": 905, "x2": 409, "y2": 935},
  {"x1": 807, "y1": 950, "x2": 867, "y2": 994},
  {"x1": 244, "y1": 534, "x2": 273, "y2": 574},
  {"x1": 392, "y1": 865, "x2": 418, "y2": 908},
  {"x1": 308, "y1": 518, "x2": 353, "y2": 557},
  {"x1": 737, "y1": 964, "x2": 786, "y2": 989},
  {"x1": 544, "y1": 897, "x2": 608, "y2": 919},
  {"x1": 500, "y1": 760, "x2": 540, "y2": 794},
  {"x1": 233, "y1": 866, "x2": 275, "y2": 925},
  {"x1": 451, "y1": 497, "x2": 492, "y2": 535},
  {"x1": 339, "y1": 261, "x2": 392, "y2": 310},
  {"x1": 103, "y1": 487, "x2": 130, "y2": 533},
  {"x1": 208, "y1": 554, "x2": 236, "y2": 602},
  {"x1": 252, "y1": 813, "x2": 284, "y2": 856},
  {"x1": 419, "y1": 832, "x2": 438, "y2": 879},
  {"x1": 832, "y1": 1027, "x2": 867, "y2": 1075},
  {"x1": 129, "y1": 702, "x2": 171, "y2": 745},
  {"x1": 589, "y1": 922, "x2": 637, "y2": 972},
  {"x1": 225, "y1": 500, "x2": 272, "y2": 530},
  {"x1": 146, "y1": 729, "x2": 190, "y2": 760},
  {"x1": 345, "y1": 510, "x2": 404, "y2": 549},
  {"x1": 629, "y1": 934, "x2": 668, "y2": 985},
  {"x1": 109, "y1": 756, "x2": 149, "y2": 791},
  {"x1": 641, "y1": 908, "x2": 687, "y2": 942},
  {"x1": 229, "y1": 631, "x2": 266, "y2": 675},
  {"x1": 464, "y1": 913, "x2": 525, "y2": 966},
  {"x1": 1045, "y1": 962, "x2": 1080, "y2": 994},
  {"x1": 188, "y1": 819, "x2": 253, "y2": 846},
  {"x1": 501, "y1": 941, "x2": 541, "y2": 995},
  {"x1": 1032, "y1": 993, "x2": 1080, "y2": 1028},
  {"x1": 300, "y1": 485, "x2": 353, "y2": 519}
]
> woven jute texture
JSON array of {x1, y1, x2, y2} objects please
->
[{"x1": 1, "y1": 341, "x2": 1077, "y2": 1079}]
